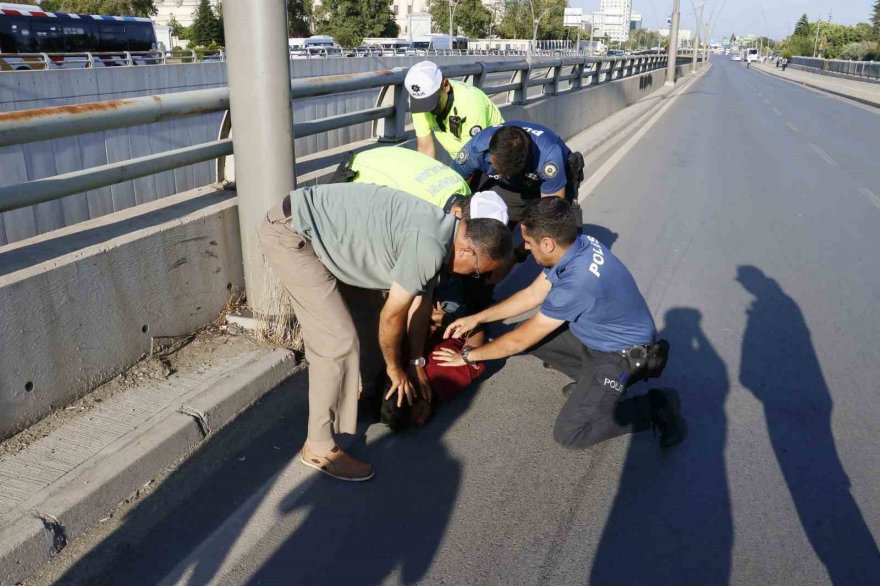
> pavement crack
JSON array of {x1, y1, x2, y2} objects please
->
[
  {"x1": 178, "y1": 405, "x2": 211, "y2": 438},
  {"x1": 33, "y1": 510, "x2": 68, "y2": 554}
]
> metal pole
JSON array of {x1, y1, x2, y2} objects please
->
[
  {"x1": 449, "y1": 2, "x2": 453, "y2": 50},
  {"x1": 589, "y1": 13, "x2": 595, "y2": 55},
  {"x1": 223, "y1": 0, "x2": 296, "y2": 314},
  {"x1": 665, "y1": 0, "x2": 681, "y2": 86},
  {"x1": 813, "y1": 18, "x2": 820, "y2": 58},
  {"x1": 691, "y1": 3, "x2": 703, "y2": 74}
]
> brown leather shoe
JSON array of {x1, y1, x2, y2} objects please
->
[{"x1": 300, "y1": 443, "x2": 375, "y2": 482}]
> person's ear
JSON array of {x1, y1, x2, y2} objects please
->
[
  {"x1": 450, "y1": 205, "x2": 463, "y2": 219},
  {"x1": 541, "y1": 237, "x2": 556, "y2": 253},
  {"x1": 442, "y1": 79, "x2": 451, "y2": 92}
]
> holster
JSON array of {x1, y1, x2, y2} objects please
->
[
  {"x1": 566, "y1": 151, "x2": 585, "y2": 197},
  {"x1": 329, "y1": 151, "x2": 358, "y2": 183},
  {"x1": 623, "y1": 339, "x2": 670, "y2": 385}
]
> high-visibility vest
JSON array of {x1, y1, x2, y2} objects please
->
[{"x1": 350, "y1": 146, "x2": 471, "y2": 209}]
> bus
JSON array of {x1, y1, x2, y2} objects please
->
[
  {"x1": 0, "y1": 3, "x2": 157, "y2": 70},
  {"x1": 288, "y1": 35, "x2": 342, "y2": 58}
]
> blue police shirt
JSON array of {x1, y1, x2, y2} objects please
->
[
  {"x1": 451, "y1": 121, "x2": 571, "y2": 195},
  {"x1": 540, "y1": 235, "x2": 656, "y2": 352}
]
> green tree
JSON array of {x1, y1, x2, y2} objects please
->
[
  {"x1": 288, "y1": 0, "x2": 313, "y2": 37},
  {"x1": 38, "y1": 0, "x2": 157, "y2": 16},
  {"x1": 497, "y1": 0, "x2": 565, "y2": 41},
  {"x1": 313, "y1": 0, "x2": 398, "y2": 47},
  {"x1": 872, "y1": 1, "x2": 880, "y2": 34},
  {"x1": 168, "y1": 15, "x2": 190, "y2": 40},
  {"x1": 428, "y1": 0, "x2": 490, "y2": 38},
  {"x1": 191, "y1": 0, "x2": 222, "y2": 46},
  {"x1": 793, "y1": 13, "x2": 810, "y2": 37}
]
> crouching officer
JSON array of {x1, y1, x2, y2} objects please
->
[
  {"x1": 404, "y1": 60, "x2": 504, "y2": 161},
  {"x1": 433, "y1": 198, "x2": 686, "y2": 449},
  {"x1": 451, "y1": 121, "x2": 585, "y2": 224},
  {"x1": 330, "y1": 146, "x2": 471, "y2": 211}
]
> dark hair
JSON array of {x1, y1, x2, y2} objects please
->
[
  {"x1": 489, "y1": 126, "x2": 530, "y2": 177},
  {"x1": 464, "y1": 218, "x2": 513, "y2": 261},
  {"x1": 520, "y1": 198, "x2": 578, "y2": 246}
]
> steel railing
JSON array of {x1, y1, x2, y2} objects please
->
[
  {"x1": 0, "y1": 54, "x2": 685, "y2": 213},
  {"x1": 790, "y1": 56, "x2": 880, "y2": 81},
  {"x1": 1, "y1": 48, "x2": 677, "y2": 70}
]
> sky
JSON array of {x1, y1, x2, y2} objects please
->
[{"x1": 569, "y1": 0, "x2": 875, "y2": 41}]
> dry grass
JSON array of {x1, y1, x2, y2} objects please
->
[{"x1": 254, "y1": 269, "x2": 304, "y2": 352}]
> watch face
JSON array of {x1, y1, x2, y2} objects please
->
[{"x1": 412, "y1": 357, "x2": 426, "y2": 368}]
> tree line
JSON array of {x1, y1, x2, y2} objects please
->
[{"x1": 779, "y1": 8, "x2": 880, "y2": 61}]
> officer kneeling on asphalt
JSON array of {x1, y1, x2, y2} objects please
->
[{"x1": 433, "y1": 198, "x2": 686, "y2": 449}]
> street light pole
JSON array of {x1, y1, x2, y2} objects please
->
[
  {"x1": 222, "y1": 0, "x2": 296, "y2": 314},
  {"x1": 812, "y1": 17, "x2": 821, "y2": 57},
  {"x1": 691, "y1": 1, "x2": 704, "y2": 74},
  {"x1": 665, "y1": 0, "x2": 681, "y2": 86}
]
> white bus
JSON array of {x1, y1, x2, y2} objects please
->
[{"x1": 411, "y1": 33, "x2": 468, "y2": 51}]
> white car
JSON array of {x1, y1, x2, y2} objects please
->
[{"x1": 732, "y1": 54, "x2": 742, "y2": 61}]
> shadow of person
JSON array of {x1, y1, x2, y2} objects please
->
[
  {"x1": 736, "y1": 266, "x2": 880, "y2": 584},
  {"x1": 244, "y1": 380, "x2": 479, "y2": 586},
  {"x1": 581, "y1": 224, "x2": 619, "y2": 250},
  {"x1": 590, "y1": 307, "x2": 732, "y2": 585}
]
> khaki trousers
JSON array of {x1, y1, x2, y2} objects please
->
[{"x1": 258, "y1": 202, "x2": 359, "y2": 445}]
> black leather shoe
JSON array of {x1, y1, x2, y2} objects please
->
[{"x1": 648, "y1": 388, "x2": 687, "y2": 447}]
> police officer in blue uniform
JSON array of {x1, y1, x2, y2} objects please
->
[
  {"x1": 451, "y1": 121, "x2": 584, "y2": 224},
  {"x1": 433, "y1": 198, "x2": 686, "y2": 449}
]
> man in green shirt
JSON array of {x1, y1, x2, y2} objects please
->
[
  {"x1": 405, "y1": 60, "x2": 504, "y2": 160},
  {"x1": 259, "y1": 183, "x2": 512, "y2": 481}
]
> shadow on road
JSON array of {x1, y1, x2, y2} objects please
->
[
  {"x1": 244, "y1": 383, "x2": 478, "y2": 586},
  {"x1": 736, "y1": 265, "x2": 880, "y2": 584},
  {"x1": 590, "y1": 307, "x2": 733, "y2": 585}
]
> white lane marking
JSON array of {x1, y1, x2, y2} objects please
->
[
  {"x1": 859, "y1": 187, "x2": 880, "y2": 210},
  {"x1": 762, "y1": 97, "x2": 771, "y2": 105},
  {"x1": 808, "y1": 143, "x2": 837, "y2": 166},
  {"x1": 771, "y1": 107, "x2": 782, "y2": 116},
  {"x1": 785, "y1": 121, "x2": 800, "y2": 133}
]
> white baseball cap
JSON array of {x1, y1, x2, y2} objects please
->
[
  {"x1": 470, "y1": 191, "x2": 509, "y2": 225},
  {"x1": 404, "y1": 61, "x2": 444, "y2": 113}
]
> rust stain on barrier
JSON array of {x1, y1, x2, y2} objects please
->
[{"x1": 0, "y1": 98, "x2": 137, "y2": 122}]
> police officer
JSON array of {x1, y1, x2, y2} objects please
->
[
  {"x1": 331, "y1": 146, "x2": 471, "y2": 211},
  {"x1": 433, "y1": 198, "x2": 686, "y2": 450},
  {"x1": 451, "y1": 121, "x2": 584, "y2": 224},
  {"x1": 405, "y1": 61, "x2": 504, "y2": 161}
]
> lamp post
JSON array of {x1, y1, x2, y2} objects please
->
[
  {"x1": 812, "y1": 17, "x2": 821, "y2": 57},
  {"x1": 690, "y1": 1, "x2": 704, "y2": 74},
  {"x1": 665, "y1": 0, "x2": 681, "y2": 86},
  {"x1": 449, "y1": 0, "x2": 460, "y2": 51}
]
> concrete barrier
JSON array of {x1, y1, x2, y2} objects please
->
[{"x1": 0, "y1": 60, "x2": 699, "y2": 441}]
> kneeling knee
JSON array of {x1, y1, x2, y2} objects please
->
[{"x1": 553, "y1": 422, "x2": 601, "y2": 450}]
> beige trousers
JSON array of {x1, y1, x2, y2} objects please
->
[{"x1": 258, "y1": 202, "x2": 359, "y2": 446}]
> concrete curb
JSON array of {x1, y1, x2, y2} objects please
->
[
  {"x1": 0, "y1": 348, "x2": 302, "y2": 586},
  {"x1": 753, "y1": 65, "x2": 880, "y2": 109}
]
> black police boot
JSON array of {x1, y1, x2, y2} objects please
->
[{"x1": 647, "y1": 387, "x2": 687, "y2": 447}]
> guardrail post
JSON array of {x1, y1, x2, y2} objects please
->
[
  {"x1": 511, "y1": 64, "x2": 530, "y2": 104},
  {"x1": 124, "y1": 51, "x2": 133, "y2": 67},
  {"x1": 375, "y1": 79, "x2": 408, "y2": 143},
  {"x1": 546, "y1": 62, "x2": 562, "y2": 96},
  {"x1": 472, "y1": 62, "x2": 487, "y2": 89},
  {"x1": 571, "y1": 61, "x2": 584, "y2": 90},
  {"x1": 85, "y1": 51, "x2": 94, "y2": 68},
  {"x1": 223, "y1": 0, "x2": 296, "y2": 314}
]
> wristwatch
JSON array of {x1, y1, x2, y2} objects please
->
[
  {"x1": 409, "y1": 357, "x2": 426, "y2": 368},
  {"x1": 461, "y1": 346, "x2": 475, "y2": 365}
]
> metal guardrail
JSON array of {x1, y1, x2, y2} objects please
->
[
  {"x1": 0, "y1": 54, "x2": 681, "y2": 213},
  {"x1": 1, "y1": 48, "x2": 676, "y2": 69},
  {"x1": 791, "y1": 56, "x2": 880, "y2": 81}
]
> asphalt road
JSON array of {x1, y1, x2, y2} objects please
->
[{"x1": 42, "y1": 59, "x2": 880, "y2": 586}]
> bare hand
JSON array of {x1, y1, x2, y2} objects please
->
[
  {"x1": 385, "y1": 366, "x2": 415, "y2": 407},
  {"x1": 408, "y1": 365, "x2": 434, "y2": 403},
  {"x1": 432, "y1": 347, "x2": 467, "y2": 367},
  {"x1": 443, "y1": 314, "x2": 482, "y2": 340}
]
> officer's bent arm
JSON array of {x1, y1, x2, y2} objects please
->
[
  {"x1": 416, "y1": 134, "x2": 436, "y2": 160},
  {"x1": 476, "y1": 272, "x2": 552, "y2": 324},
  {"x1": 542, "y1": 187, "x2": 566, "y2": 198},
  {"x1": 468, "y1": 312, "x2": 565, "y2": 362},
  {"x1": 380, "y1": 283, "x2": 416, "y2": 374}
]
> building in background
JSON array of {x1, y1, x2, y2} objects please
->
[
  {"x1": 629, "y1": 12, "x2": 642, "y2": 32},
  {"x1": 153, "y1": 0, "x2": 216, "y2": 28},
  {"x1": 591, "y1": 0, "x2": 632, "y2": 43},
  {"x1": 659, "y1": 27, "x2": 693, "y2": 45}
]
